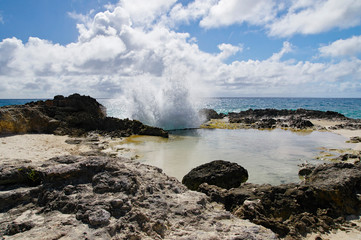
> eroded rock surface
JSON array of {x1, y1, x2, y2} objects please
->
[
  {"x1": 0, "y1": 156, "x2": 277, "y2": 240},
  {"x1": 195, "y1": 162, "x2": 361, "y2": 239},
  {"x1": 0, "y1": 94, "x2": 168, "y2": 138}
]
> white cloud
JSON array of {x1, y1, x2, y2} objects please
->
[
  {"x1": 118, "y1": 0, "x2": 177, "y2": 27},
  {"x1": 269, "y1": 41, "x2": 293, "y2": 62},
  {"x1": 319, "y1": 35, "x2": 361, "y2": 57},
  {"x1": 200, "y1": 0, "x2": 277, "y2": 28},
  {"x1": 168, "y1": 0, "x2": 217, "y2": 26},
  {"x1": 0, "y1": 1, "x2": 360, "y2": 104},
  {"x1": 217, "y1": 43, "x2": 243, "y2": 60},
  {"x1": 0, "y1": 14, "x2": 4, "y2": 24},
  {"x1": 269, "y1": 0, "x2": 361, "y2": 37}
]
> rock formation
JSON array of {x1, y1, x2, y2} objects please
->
[
  {"x1": 182, "y1": 160, "x2": 248, "y2": 190},
  {"x1": 188, "y1": 161, "x2": 361, "y2": 239},
  {"x1": 0, "y1": 155, "x2": 277, "y2": 239},
  {"x1": 0, "y1": 94, "x2": 168, "y2": 137},
  {"x1": 201, "y1": 108, "x2": 361, "y2": 130}
]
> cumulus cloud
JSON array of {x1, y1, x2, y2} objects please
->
[
  {"x1": 268, "y1": 0, "x2": 361, "y2": 37},
  {"x1": 199, "y1": 0, "x2": 277, "y2": 28},
  {"x1": 0, "y1": 0, "x2": 360, "y2": 102},
  {"x1": 319, "y1": 35, "x2": 361, "y2": 57},
  {"x1": 217, "y1": 43, "x2": 243, "y2": 60}
]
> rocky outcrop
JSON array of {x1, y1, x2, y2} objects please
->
[
  {"x1": 199, "y1": 109, "x2": 225, "y2": 121},
  {"x1": 226, "y1": 109, "x2": 346, "y2": 130},
  {"x1": 182, "y1": 160, "x2": 248, "y2": 190},
  {"x1": 0, "y1": 156, "x2": 277, "y2": 239},
  {"x1": 0, "y1": 94, "x2": 168, "y2": 137},
  {"x1": 195, "y1": 162, "x2": 361, "y2": 239}
]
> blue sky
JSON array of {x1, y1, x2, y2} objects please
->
[{"x1": 0, "y1": 0, "x2": 361, "y2": 99}]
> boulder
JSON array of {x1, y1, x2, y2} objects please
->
[{"x1": 182, "y1": 160, "x2": 248, "y2": 190}]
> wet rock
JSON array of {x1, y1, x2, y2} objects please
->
[
  {"x1": 336, "y1": 153, "x2": 360, "y2": 161},
  {"x1": 182, "y1": 160, "x2": 248, "y2": 190},
  {"x1": 0, "y1": 93, "x2": 168, "y2": 138}
]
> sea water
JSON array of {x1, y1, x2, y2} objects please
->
[
  {"x1": 2, "y1": 97, "x2": 361, "y2": 120},
  {"x1": 100, "y1": 97, "x2": 361, "y2": 121},
  {"x1": 118, "y1": 128, "x2": 352, "y2": 185}
]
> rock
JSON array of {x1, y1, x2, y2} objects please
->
[
  {"x1": 197, "y1": 162, "x2": 361, "y2": 239},
  {"x1": 88, "y1": 209, "x2": 111, "y2": 226},
  {"x1": 348, "y1": 136, "x2": 361, "y2": 143},
  {"x1": 289, "y1": 118, "x2": 314, "y2": 129},
  {"x1": 298, "y1": 164, "x2": 316, "y2": 176},
  {"x1": 182, "y1": 160, "x2": 248, "y2": 190},
  {"x1": 0, "y1": 156, "x2": 276, "y2": 239},
  {"x1": 199, "y1": 108, "x2": 224, "y2": 121},
  {"x1": 0, "y1": 94, "x2": 168, "y2": 138},
  {"x1": 226, "y1": 108, "x2": 351, "y2": 130},
  {"x1": 336, "y1": 153, "x2": 360, "y2": 161}
]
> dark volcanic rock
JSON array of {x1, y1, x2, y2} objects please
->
[
  {"x1": 226, "y1": 108, "x2": 351, "y2": 130},
  {"x1": 198, "y1": 162, "x2": 361, "y2": 239},
  {"x1": 0, "y1": 156, "x2": 276, "y2": 239},
  {"x1": 182, "y1": 160, "x2": 248, "y2": 190},
  {"x1": 199, "y1": 108, "x2": 224, "y2": 121},
  {"x1": 0, "y1": 93, "x2": 168, "y2": 137}
]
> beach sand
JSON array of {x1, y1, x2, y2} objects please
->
[{"x1": 0, "y1": 134, "x2": 92, "y2": 165}]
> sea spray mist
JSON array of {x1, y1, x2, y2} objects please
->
[{"x1": 114, "y1": 74, "x2": 202, "y2": 130}]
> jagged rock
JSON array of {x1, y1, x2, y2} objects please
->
[
  {"x1": 0, "y1": 94, "x2": 168, "y2": 138},
  {"x1": 182, "y1": 160, "x2": 248, "y2": 190},
  {"x1": 198, "y1": 162, "x2": 361, "y2": 239},
  {"x1": 289, "y1": 118, "x2": 314, "y2": 129},
  {"x1": 199, "y1": 108, "x2": 224, "y2": 121},
  {"x1": 0, "y1": 156, "x2": 277, "y2": 239},
  {"x1": 225, "y1": 108, "x2": 353, "y2": 130},
  {"x1": 336, "y1": 153, "x2": 360, "y2": 161}
]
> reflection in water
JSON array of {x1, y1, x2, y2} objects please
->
[{"x1": 119, "y1": 129, "x2": 350, "y2": 185}]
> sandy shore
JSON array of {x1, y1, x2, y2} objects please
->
[
  {"x1": 0, "y1": 134, "x2": 92, "y2": 165},
  {"x1": 310, "y1": 119, "x2": 361, "y2": 151}
]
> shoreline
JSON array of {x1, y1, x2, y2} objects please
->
[{"x1": 2, "y1": 95, "x2": 361, "y2": 239}]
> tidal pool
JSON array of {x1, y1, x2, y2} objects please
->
[{"x1": 119, "y1": 129, "x2": 351, "y2": 185}]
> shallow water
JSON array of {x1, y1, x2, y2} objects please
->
[{"x1": 119, "y1": 129, "x2": 352, "y2": 185}]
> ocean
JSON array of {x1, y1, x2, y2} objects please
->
[{"x1": 2, "y1": 97, "x2": 361, "y2": 119}]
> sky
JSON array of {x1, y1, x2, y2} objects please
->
[{"x1": 0, "y1": 0, "x2": 361, "y2": 98}]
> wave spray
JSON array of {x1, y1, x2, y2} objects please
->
[{"x1": 115, "y1": 74, "x2": 203, "y2": 130}]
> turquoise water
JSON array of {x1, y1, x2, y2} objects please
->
[
  {"x1": 197, "y1": 97, "x2": 361, "y2": 119},
  {"x1": 2, "y1": 97, "x2": 361, "y2": 119}
]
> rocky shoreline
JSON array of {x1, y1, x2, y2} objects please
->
[
  {"x1": 0, "y1": 94, "x2": 168, "y2": 138},
  {"x1": 1, "y1": 95, "x2": 361, "y2": 239}
]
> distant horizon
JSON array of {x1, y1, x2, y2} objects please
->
[{"x1": 1, "y1": 96, "x2": 361, "y2": 100}]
